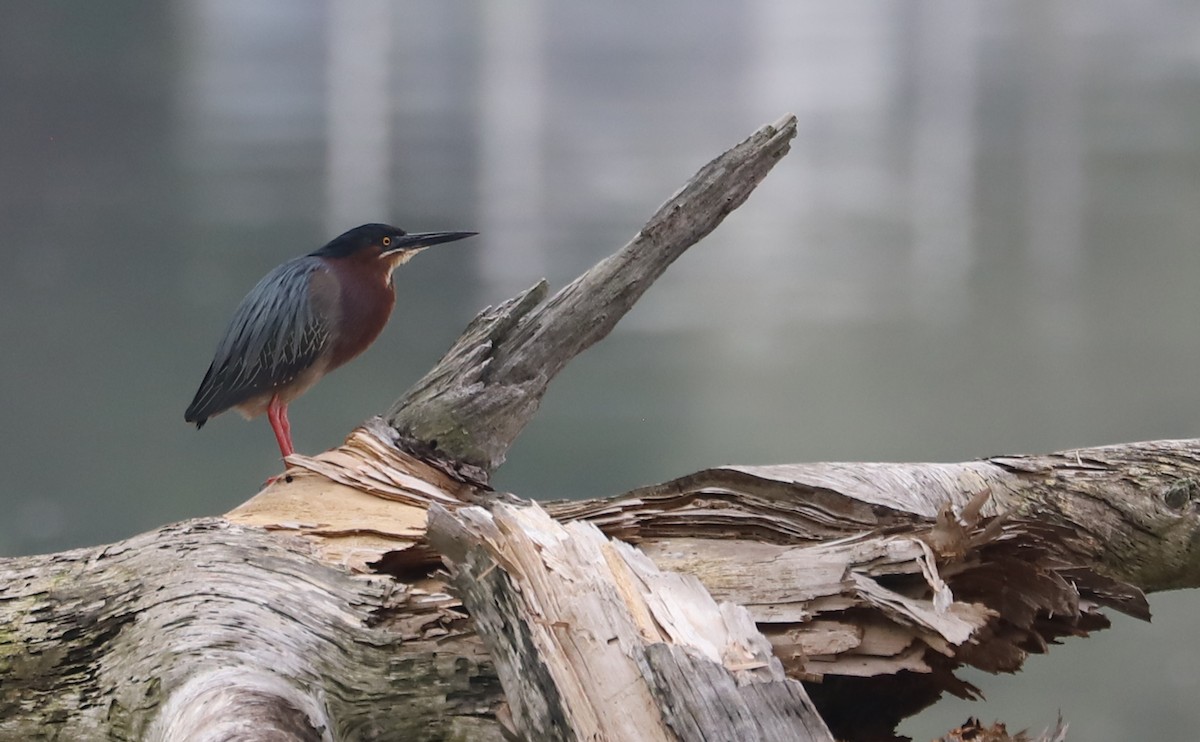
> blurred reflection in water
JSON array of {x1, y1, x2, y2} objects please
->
[{"x1": 1, "y1": 2, "x2": 1199, "y2": 740}]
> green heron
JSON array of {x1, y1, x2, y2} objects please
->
[{"x1": 185, "y1": 223, "x2": 476, "y2": 463}]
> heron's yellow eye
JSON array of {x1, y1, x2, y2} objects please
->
[{"x1": 382, "y1": 237, "x2": 392, "y2": 247}]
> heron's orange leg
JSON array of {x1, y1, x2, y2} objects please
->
[{"x1": 267, "y1": 393, "x2": 295, "y2": 459}]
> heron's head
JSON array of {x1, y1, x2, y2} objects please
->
[{"x1": 312, "y1": 223, "x2": 476, "y2": 271}]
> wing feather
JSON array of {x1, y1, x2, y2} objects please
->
[{"x1": 185, "y1": 257, "x2": 333, "y2": 426}]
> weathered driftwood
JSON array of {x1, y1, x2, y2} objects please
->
[
  {"x1": 262, "y1": 430, "x2": 1168, "y2": 738},
  {"x1": 1, "y1": 116, "x2": 1193, "y2": 741},
  {"x1": 1, "y1": 433, "x2": 1186, "y2": 740}
]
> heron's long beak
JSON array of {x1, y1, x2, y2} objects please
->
[{"x1": 381, "y1": 231, "x2": 476, "y2": 260}]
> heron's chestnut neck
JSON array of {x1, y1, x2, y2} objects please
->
[{"x1": 320, "y1": 253, "x2": 398, "y2": 369}]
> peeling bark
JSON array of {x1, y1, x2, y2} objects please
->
[{"x1": 427, "y1": 502, "x2": 833, "y2": 742}]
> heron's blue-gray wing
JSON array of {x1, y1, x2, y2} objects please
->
[{"x1": 185, "y1": 257, "x2": 335, "y2": 426}]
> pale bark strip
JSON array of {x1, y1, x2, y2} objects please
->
[
  {"x1": 427, "y1": 501, "x2": 834, "y2": 742},
  {"x1": 387, "y1": 115, "x2": 799, "y2": 478}
]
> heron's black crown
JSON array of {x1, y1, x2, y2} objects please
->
[{"x1": 310, "y1": 223, "x2": 406, "y2": 259}]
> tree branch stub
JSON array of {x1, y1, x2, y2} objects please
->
[{"x1": 387, "y1": 115, "x2": 799, "y2": 480}]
